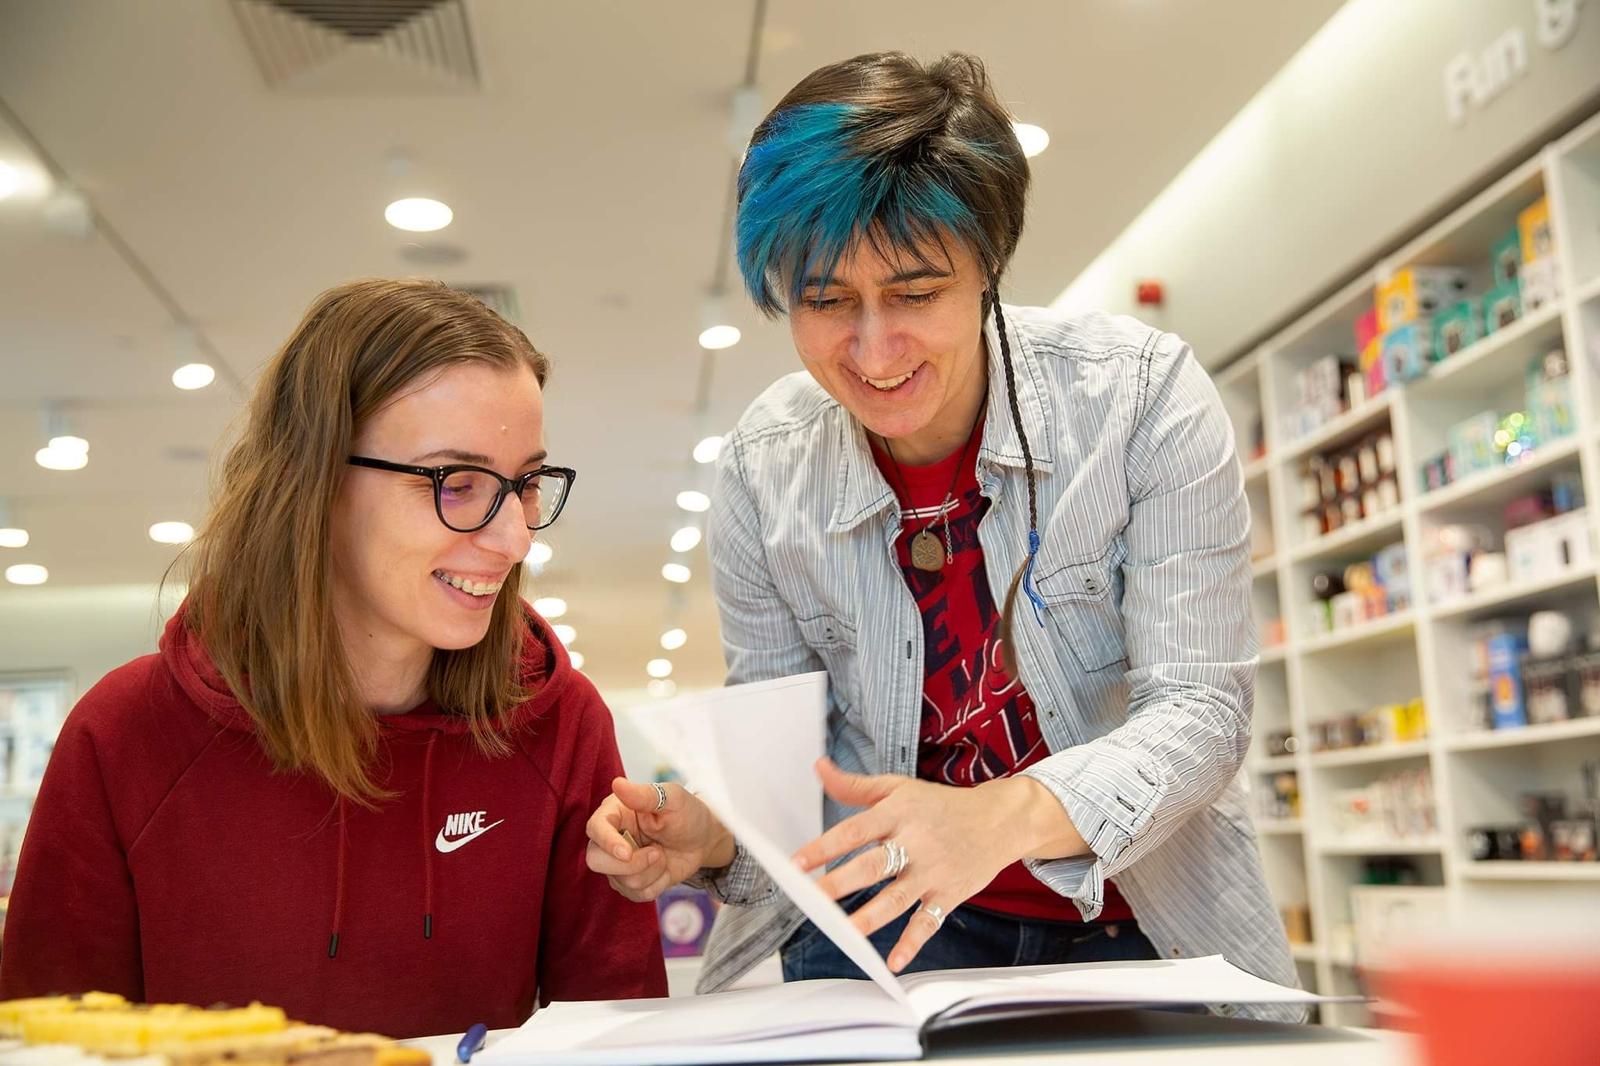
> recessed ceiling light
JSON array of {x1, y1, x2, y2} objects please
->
[
  {"x1": 5, "y1": 564, "x2": 48, "y2": 586},
  {"x1": 660, "y1": 628, "x2": 687, "y2": 651},
  {"x1": 0, "y1": 162, "x2": 22, "y2": 201},
  {"x1": 670, "y1": 526, "x2": 702, "y2": 553},
  {"x1": 172, "y1": 363, "x2": 216, "y2": 390},
  {"x1": 693, "y1": 436, "x2": 724, "y2": 464},
  {"x1": 553, "y1": 623, "x2": 577, "y2": 645},
  {"x1": 676, "y1": 491, "x2": 710, "y2": 513},
  {"x1": 568, "y1": 651, "x2": 586, "y2": 670},
  {"x1": 48, "y1": 435, "x2": 88, "y2": 454},
  {"x1": 697, "y1": 324, "x2": 741, "y2": 350},
  {"x1": 533, "y1": 596, "x2": 568, "y2": 619},
  {"x1": 526, "y1": 541, "x2": 553, "y2": 566},
  {"x1": 647, "y1": 658, "x2": 673, "y2": 679},
  {"x1": 0, "y1": 528, "x2": 28, "y2": 549},
  {"x1": 148, "y1": 521, "x2": 195, "y2": 545},
  {"x1": 647, "y1": 678, "x2": 677, "y2": 699},
  {"x1": 1012, "y1": 122, "x2": 1049, "y2": 159},
  {"x1": 35, "y1": 446, "x2": 87, "y2": 471},
  {"x1": 661, "y1": 563, "x2": 691, "y2": 583},
  {"x1": 385, "y1": 197, "x2": 454, "y2": 232}
]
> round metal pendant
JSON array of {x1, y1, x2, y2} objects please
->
[{"x1": 910, "y1": 529, "x2": 945, "y2": 572}]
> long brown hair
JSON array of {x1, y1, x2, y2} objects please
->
[{"x1": 186, "y1": 279, "x2": 549, "y2": 803}]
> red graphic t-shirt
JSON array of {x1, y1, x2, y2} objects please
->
[{"x1": 871, "y1": 419, "x2": 1133, "y2": 923}]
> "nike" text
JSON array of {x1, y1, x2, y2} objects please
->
[{"x1": 435, "y1": 810, "x2": 504, "y2": 853}]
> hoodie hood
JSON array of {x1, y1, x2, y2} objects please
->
[{"x1": 160, "y1": 598, "x2": 574, "y2": 738}]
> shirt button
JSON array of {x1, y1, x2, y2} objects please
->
[
  {"x1": 1084, "y1": 577, "x2": 1099, "y2": 593},
  {"x1": 1171, "y1": 947, "x2": 1182, "y2": 957}
]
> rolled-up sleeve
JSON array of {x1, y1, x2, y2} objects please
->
[{"x1": 1021, "y1": 334, "x2": 1253, "y2": 916}]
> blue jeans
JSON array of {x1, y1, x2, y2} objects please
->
[{"x1": 781, "y1": 886, "x2": 1158, "y2": 982}]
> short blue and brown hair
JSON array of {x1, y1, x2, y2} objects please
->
[{"x1": 736, "y1": 52, "x2": 1031, "y2": 317}]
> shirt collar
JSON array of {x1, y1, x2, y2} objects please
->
[{"x1": 829, "y1": 304, "x2": 1055, "y2": 534}]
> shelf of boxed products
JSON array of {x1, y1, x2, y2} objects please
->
[
  {"x1": 1289, "y1": 509, "x2": 1404, "y2": 565},
  {"x1": 1299, "y1": 610, "x2": 1416, "y2": 656},
  {"x1": 1251, "y1": 553, "x2": 1279, "y2": 579},
  {"x1": 1445, "y1": 714, "x2": 1600, "y2": 753},
  {"x1": 1428, "y1": 561, "x2": 1598, "y2": 622},
  {"x1": 1256, "y1": 818, "x2": 1305, "y2": 835},
  {"x1": 1316, "y1": 836, "x2": 1444, "y2": 856},
  {"x1": 1415, "y1": 430, "x2": 1583, "y2": 515},
  {"x1": 1306, "y1": 739, "x2": 1432, "y2": 770},
  {"x1": 1279, "y1": 391, "x2": 1394, "y2": 465},
  {"x1": 1410, "y1": 300, "x2": 1565, "y2": 399},
  {"x1": 1256, "y1": 753, "x2": 1298, "y2": 773},
  {"x1": 1289, "y1": 942, "x2": 1320, "y2": 963},
  {"x1": 1242, "y1": 455, "x2": 1271, "y2": 485},
  {"x1": 1459, "y1": 861, "x2": 1600, "y2": 881}
]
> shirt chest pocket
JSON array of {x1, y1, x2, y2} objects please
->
[
  {"x1": 795, "y1": 613, "x2": 862, "y2": 718},
  {"x1": 1033, "y1": 544, "x2": 1128, "y2": 674}
]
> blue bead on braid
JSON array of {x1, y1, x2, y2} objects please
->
[{"x1": 1023, "y1": 528, "x2": 1046, "y2": 625}]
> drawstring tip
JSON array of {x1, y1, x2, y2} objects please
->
[
  {"x1": 424, "y1": 914, "x2": 434, "y2": 940},
  {"x1": 1022, "y1": 529, "x2": 1046, "y2": 627},
  {"x1": 327, "y1": 933, "x2": 340, "y2": 959}
]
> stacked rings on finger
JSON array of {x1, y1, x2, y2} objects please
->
[
  {"x1": 918, "y1": 902, "x2": 946, "y2": 931},
  {"x1": 652, "y1": 782, "x2": 668, "y2": 812},
  {"x1": 880, "y1": 839, "x2": 908, "y2": 879}
]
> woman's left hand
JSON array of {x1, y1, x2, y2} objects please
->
[{"x1": 791, "y1": 758, "x2": 1087, "y2": 973}]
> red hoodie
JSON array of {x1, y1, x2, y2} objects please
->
[{"x1": 0, "y1": 606, "x2": 666, "y2": 1038}]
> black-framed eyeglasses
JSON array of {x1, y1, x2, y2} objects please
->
[{"x1": 347, "y1": 456, "x2": 576, "y2": 533}]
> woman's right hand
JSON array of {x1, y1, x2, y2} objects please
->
[{"x1": 584, "y1": 778, "x2": 737, "y2": 902}]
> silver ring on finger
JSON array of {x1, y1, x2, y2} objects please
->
[
  {"x1": 652, "y1": 782, "x2": 668, "y2": 813},
  {"x1": 880, "y1": 839, "x2": 908, "y2": 879},
  {"x1": 919, "y1": 902, "x2": 946, "y2": 931}
]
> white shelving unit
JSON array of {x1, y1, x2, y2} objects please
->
[{"x1": 1220, "y1": 108, "x2": 1600, "y2": 1027}]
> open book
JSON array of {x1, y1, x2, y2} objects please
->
[{"x1": 479, "y1": 674, "x2": 1337, "y2": 1065}]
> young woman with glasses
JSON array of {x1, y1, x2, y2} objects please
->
[{"x1": 0, "y1": 279, "x2": 666, "y2": 1036}]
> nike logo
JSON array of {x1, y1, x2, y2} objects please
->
[{"x1": 435, "y1": 810, "x2": 505, "y2": 853}]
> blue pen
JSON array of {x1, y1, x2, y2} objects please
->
[{"x1": 456, "y1": 1021, "x2": 488, "y2": 1063}]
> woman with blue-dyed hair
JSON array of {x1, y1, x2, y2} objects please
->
[{"x1": 587, "y1": 52, "x2": 1297, "y2": 1018}]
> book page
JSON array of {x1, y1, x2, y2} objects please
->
[
  {"x1": 626, "y1": 673, "x2": 914, "y2": 1009},
  {"x1": 901, "y1": 955, "x2": 1342, "y2": 1024}
]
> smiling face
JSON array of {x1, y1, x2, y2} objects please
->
[
  {"x1": 331, "y1": 361, "x2": 544, "y2": 669},
  {"x1": 788, "y1": 235, "x2": 989, "y2": 463}
]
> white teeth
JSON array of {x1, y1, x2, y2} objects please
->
[
  {"x1": 434, "y1": 570, "x2": 503, "y2": 597},
  {"x1": 857, "y1": 370, "x2": 914, "y2": 391}
]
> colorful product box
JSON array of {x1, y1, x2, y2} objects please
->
[
  {"x1": 1354, "y1": 306, "x2": 1380, "y2": 352},
  {"x1": 1360, "y1": 337, "x2": 1386, "y2": 398},
  {"x1": 1487, "y1": 631, "x2": 1530, "y2": 730},
  {"x1": 1483, "y1": 279, "x2": 1522, "y2": 335},
  {"x1": 1491, "y1": 227, "x2": 1522, "y2": 288},
  {"x1": 1526, "y1": 348, "x2": 1575, "y2": 445},
  {"x1": 1431, "y1": 299, "x2": 1480, "y2": 362},
  {"x1": 1448, "y1": 411, "x2": 1500, "y2": 479},
  {"x1": 1517, "y1": 197, "x2": 1553, "y2": 264},
  {"x1": 1521, "y1": 257, "x2": 1562, "y2": 313},
  {"x1": 1376, "y1": 266, "x2": 1470, "y2": 332},
  {"x1": 1381, "y1": 324, "x2": 1430, "y2": 384},
  {"x1": 1505, "y1": 510, "x2": 1593, "y2": 584}
]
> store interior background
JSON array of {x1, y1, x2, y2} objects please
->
[{"x1": 3, "y1": 0, "x2": 1600, "y2": 1021}]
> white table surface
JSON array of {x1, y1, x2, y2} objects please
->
[{"x1": 405, "y1": 1009, "x2": 1418, "y2": 1065}]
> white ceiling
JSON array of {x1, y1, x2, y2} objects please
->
[{"x1": 0, "y1": 0, "x2": 1341, "y2": 694}]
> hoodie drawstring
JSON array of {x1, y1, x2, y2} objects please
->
[
  {"x1": 422, "y1": 730, "x2": 438, "y2": 940},
  {"x1": 328, "y1": 794, "x2": 348, "y2": 958}
]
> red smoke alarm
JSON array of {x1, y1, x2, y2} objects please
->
[{"x1": 1136, "y1": 280, "x2": 1164, "y2": 308}]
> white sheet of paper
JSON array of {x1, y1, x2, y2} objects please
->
[{"x1": 625, "y1": 673, "x2": 913, "y2": 1008}]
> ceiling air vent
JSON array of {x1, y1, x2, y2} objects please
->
[
  {"x1": 232, "y1": 0, "x2": 480, "y2": 92},
  {"x1": 453, "y1": 285, "x2": 521, "y2": 325}
]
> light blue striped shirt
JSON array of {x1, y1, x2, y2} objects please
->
[{"x1": 695, "y1": 305, "x2": 1299, "y2": 1022}]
